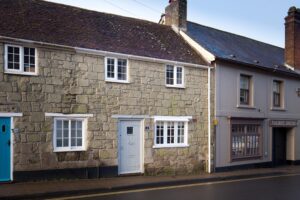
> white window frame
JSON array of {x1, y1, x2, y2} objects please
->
[
  {"x1": 105, "y1": 57, "x2": 129, "y2": 83},
  {"x1": 237, "y1": 72, "x2": 255, "y2": 109},
  {"x1": 53, "y1": 117, "x2": 87, "y2": 152},
  {"x1": 153, "y1": 116, "x2": 191, "y2": 148},
  {"x1": 271, "y1": 78, "x2": 285, "y2": 111},
  {"x1": 165, "y1": 65, "x2": 185, "y2": 88},
  {"x1": 4, "y1": 44, "x2": 38, "y2": 76}
]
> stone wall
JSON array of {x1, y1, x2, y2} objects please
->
[{"x1": 0, "y1": 42, "x2": 209, "y2": 175}]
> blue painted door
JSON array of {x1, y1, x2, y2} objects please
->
[{"x1": 0, "y1": 118, "x2": 11, "y2": 182}]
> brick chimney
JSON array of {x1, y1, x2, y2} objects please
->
[
  {"x1": 285, "y1": 6, "x2": 300, "y2": 70},
  {"x1": 165, "y1": 0, "x2": 187, "y2": 31}
]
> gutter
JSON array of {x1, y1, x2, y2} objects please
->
[{"x1": 0, "y1": 35, "x2": 209, "y2": 69}]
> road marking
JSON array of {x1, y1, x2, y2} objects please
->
[{"x1": 47, "y1": 173, "x2": 300, "y2": 200}]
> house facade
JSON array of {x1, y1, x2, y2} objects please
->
[
  {"x1": 163, "y1": 1, "x2": 300, "y2": 171},
  {"x1": 0, "y1": 0, "x2": 212, "y2": 182}
]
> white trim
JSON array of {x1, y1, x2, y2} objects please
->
[
  {"x1": 10, "y1": 117, "x2": 14, "y2": 181},
  {"x1": 118, "y1": 119, "x2": 144, "y2": 175},
  {"x1": 153, "y1": 144, "x2": 189, "y2": 149},
  {"x1": 53, "y1": 118, "x2": 87, "y2": 152},
  {"x1": 152, "y1": 116, "x2": 192, "y2": 122},
  {"x1": 178, "y1": 30, "x2": 215, "y2": 63},
  {"x1": 4, "y1": 44, "x2": 38, "y2": 76},
  {"x1": 165, "y1": 65, "x2": 185, "y2": 88},
  {"x1": 153, "y1": 121, "x2": 189, "y2": 148},
  {"x1": 105, "y1": 57, "x2": 130, "y2": 83},
  {"x1": 0, "y1": 113, "x2": 23, "y2": 117},
  {"x1": 112, "y1": 115, "x2": 150, "y2": 119},
  {"x1": 45, "y1": 113, "x2": 93, "y2": 118},
  {"x1": 0, "y1": 35, "x2": 209, "y2": 69},
  {"x1": 208, "y1": 67, "x2": 211, "y2": 173}
]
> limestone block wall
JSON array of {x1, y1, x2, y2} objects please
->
[{"x1": 0, "y1": 42, "x2": 209, "y2": 175}]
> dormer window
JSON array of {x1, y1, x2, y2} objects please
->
[
  {"x1": 4, "y1": 44, "x2": 37, "y2": 75},
  {"x1": 105, "y1": 57, "x2": 129, "y2": 83}
]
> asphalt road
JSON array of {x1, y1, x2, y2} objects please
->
[{"x1": 51, "y1": 174, "x2": 300, "y2": 200}]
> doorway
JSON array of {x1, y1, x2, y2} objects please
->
[
  {"x1": 272, "y1": 128, "x2": 287, "y2": 166},
  {"x1": 118, "y1": 120, "x2": 143, "y2": 175},
  {"x1": 0, "y1": 117, "x2": 12, "y2": 182}
]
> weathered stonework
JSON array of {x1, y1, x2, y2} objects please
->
[{"x1": 0, "y1": 41, "x2": 210, "y2": 175}]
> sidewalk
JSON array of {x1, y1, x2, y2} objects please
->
[{"x1": 1, "y1": 165, "x2": 300, "y2": 200}]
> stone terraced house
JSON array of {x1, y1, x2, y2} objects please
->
[{"x1": 0, "y1": 0, "x2": 213, "y2": 182}]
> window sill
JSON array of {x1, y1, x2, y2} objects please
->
[
  {"x1": 165, "y1": 85, "x2": 185, "y2": 89},
  {"x1": 236, "y1": 104, "x2": 256, "y2": 109},
  {"x1": 270, "y1": 107, "x2": 286, "y2": 112},
  {"x1": 53, "y1": 148, "x2": 87, "y2": 153},
  {"x1": 153, "y1": 144, "x2": 189, "y2": 149},
  {"x1": 105, "y1": 79, "x2": 130, "y2": 84},
  {"x1": 4, "y1": 71, "x2": 38, "y2": 76}
]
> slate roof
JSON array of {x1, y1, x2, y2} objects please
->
[
  {"x1": 186, "y1": 22, "x2": 299, "y2": 76},
  {"x1": 0, "y1": 0, "x2": 205, "y2": 65}
]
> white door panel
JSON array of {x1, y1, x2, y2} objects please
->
[{"x1": 119, "y1": 121, "x2": 142, "y2": 174}]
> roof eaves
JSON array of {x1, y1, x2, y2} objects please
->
[
  {"x1": 0, "y1": 35, "x2": 208, "y2": 69},
  {"x1": 215, "y1": 57, "x2": 300, "y2": 78}
]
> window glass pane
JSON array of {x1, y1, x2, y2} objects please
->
[
  {"x1": 63, "y1": 138, "x2": 69, "y2": 147},
  {"x1": 240, "y1": 89, "x2": 249, "y2": 104},
  {"x1": 176, "y1": 67, "x2": 183, "y2": 85},
  {"x1": 57, "y1": 120, "x2": 62, "y2": 129},
  {"x1": 77, "y1": 139, "x2": 82, "y2": 146},
  {"x1": 30, "y1": 48, "x2": 35, "y2": 55},
  {"x1": 77, "y1": 121, "x2": 82, "y2": 129},
  {"x1": 57, "y1": 129, "x2": 62, "y2": 138},
  {"x1": 156, "y1": 122, "x2": 164, "y2": 144},
  {"x1": 24, "y1": 47, "x2": 36, "y2": 73},
  {"x1": 166, "y1": 65, "x2": 174, "y2": 85},
  {"x1": 117, "y1": 59, "x2": 127, "y2": 80},
  {"x1": 8, "y1": 46, "x2": 13, "y2": 54},
  {"x1": 63, "y1": 120, "x2": 69, "y2": 147},
  {"x1": 8, "y1": 54, "x2": 13, "y2": 62},
  {"x1": 177, "y1": 122, "x2": 185, "y2": 144},
  {"x1": 7, "y1": 46, "x2": 22, "y2": 70},
  {"x1": 231, "y1": 123, "x2": 261, "y2": 160},
  {"x1": 71, "y1": 138, "x2": 76, "y2": 147},
  {"x1": 57, "y1": 139, "x2": 62, "y2": 147},
  {"x1": 24, "y1": 47, "x2": 29, "y2": 55},
  {"x1": 240, "y1": 75, "x2": 250, "y2": 89},
  {"x1": 8, "y1": 62, "x2": 14, "y2": 69},
  {"x1": 71, "y1": 121, "x2": 76, "y2": 138},
  {"x1": 107, "y1": 58, "x2": 115, "y2": 78},
  {"x1": 167, "y1": 122, "x2": 175, "y2": 144},
  {"x1": 273, "y1": 81, "x2": 280, "y2": 93},
  {"x1": 24, "y1": 56, "x2": 29, "y2": 64}
]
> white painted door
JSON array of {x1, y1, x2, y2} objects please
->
[{"x1": 119, "y1": 120, "x2": 142, "y2": 174}]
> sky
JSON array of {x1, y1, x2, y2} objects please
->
[{"x1": 46, "y1": 0, "x2": 300, "y2": 47}]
